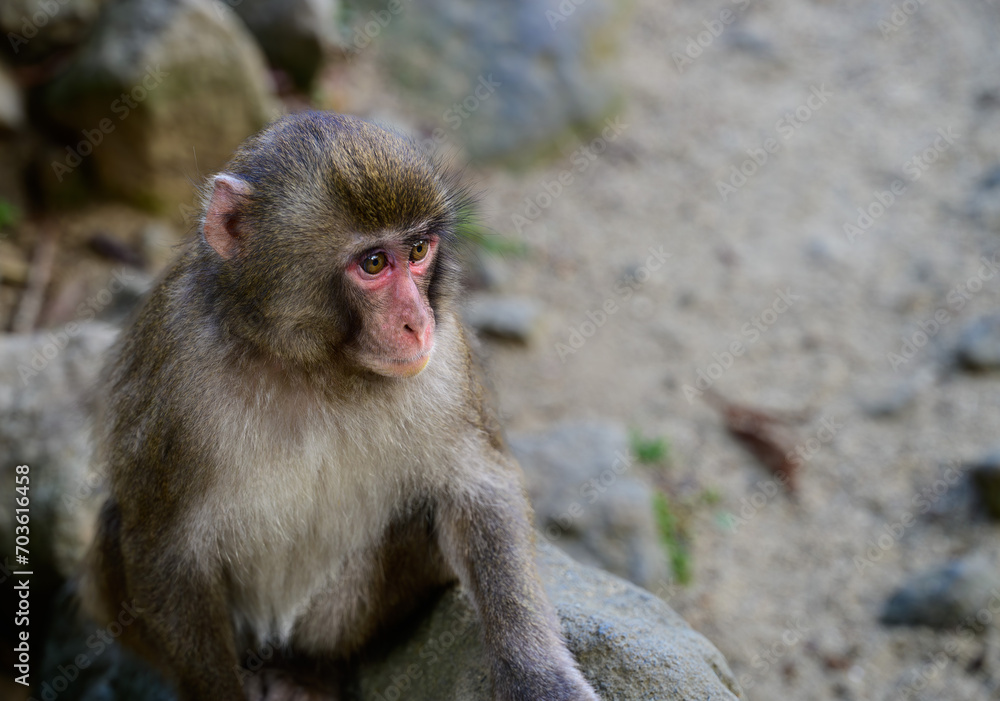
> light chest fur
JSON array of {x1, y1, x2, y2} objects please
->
[{"x1": 185, "y1": 334, "x2": 467, "y2": 646}]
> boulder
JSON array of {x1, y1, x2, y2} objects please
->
[
  {"x1": 0, "y1": 0, "x2": 109, "y2": 64},
  {"x1": 0, "y1": 321, "x2": 118, "y2": 581},
  {"x1": 354, "y1": 0, "x2": 630, "y2": 162},
  {"x1": 0, "y1": 322, "x2": 118, "y2": 649},
  {"x1": 43, "y1": 0, "x2": 279, "y2": 215},
  {"x1": 510, "y1": 421, "x2": 671, "y2": 590},
  {"x1": 359, "y1": 543, "x2": 742, "y2": 700}
]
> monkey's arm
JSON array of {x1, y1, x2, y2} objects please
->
[
  {"x1": 437, "y1": 470, "x2": 600, "y2": 701},
  {"x1": 119, "y1": 524, "x2": 245, "y2": 700}
]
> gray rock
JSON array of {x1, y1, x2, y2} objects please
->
[
  {"x1": 880, "y1": 554, "x2": 999, "y2": 629},
  {"x1": 42, "y1": 545, "x2": 742, "y2": 700},
  {"x1": 510, "y1": 421, "x2": 671, "y2": 590},
  {"x1": 359, "y1": 544, "x2": 742, "y2": 700},
  {"x1": 0, "y1": 0, "x2": 109, "y2": 64},
  {"x1": 43, "y1": 0, "x2": 279, "y2": 215},
  {"x1": 232, "y1": 0, "x2": 341, "y2": 89},
  {"x1": 956, "y1": 313, "x2": 1000, "y2": 370},
  {"x1": 463, "y1": 294, "x2": 541, "y2": 343},
  {"x1": 356, "y1": 0, "x2": 630, "y2": 161},
  {"x1": 969, "y1": 448, "x2": 1000, "y2": 519},
  {"x1": 0, "y1": 322, "x2": 119, "y2": 583}
]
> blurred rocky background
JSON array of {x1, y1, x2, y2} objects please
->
[{"x1": 2, "y1": 0, "x2": 1000, "y2": 700}]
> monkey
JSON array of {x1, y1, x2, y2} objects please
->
[{"x1": 79, "y1": 111, "x2": 600, "y2": 701}]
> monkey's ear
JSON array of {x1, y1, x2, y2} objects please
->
[{"x1": 204, "y1": 174, "x2": 251, "y2": 260}]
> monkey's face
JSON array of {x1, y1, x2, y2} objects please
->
[
  {"x1": 201, "y1": 112, "x2": 465, "y2": 377},
  {"x1": 343, "y1": 234, "x2": 439, "y2": 378}
]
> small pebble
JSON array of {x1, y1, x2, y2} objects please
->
[
  {"x1": 969, "y1": 448, "x2": 1000, "y2": 519},
  {"x1": 880, "y1": 554, "x2": 997, "y2": 629},
  {"x1": 956, "y1": 314, "x2": 1000, "y2": 370}
]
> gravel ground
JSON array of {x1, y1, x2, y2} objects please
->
[{"x1": 460, "y1": 1, "x2": 1000, "y2": 699}]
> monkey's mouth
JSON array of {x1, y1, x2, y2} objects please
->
[{"x1": 373, "y1": 348, "x2": 433, "y2": 378}]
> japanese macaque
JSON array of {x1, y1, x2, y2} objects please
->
[{"x1": 80, "y1": 111, "x2": 600, "y2": 701}]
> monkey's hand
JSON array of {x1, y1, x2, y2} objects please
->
[
  {"x1": 497, "y1": 658, "x2": 601, "y2": 701},
  {"x1": 437, "y1": 474, "x2": 601, "y2": 701}
]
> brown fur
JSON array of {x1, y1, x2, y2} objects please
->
[{"x1": 80, "y1": 112, "x2": 599, "y2": 701}]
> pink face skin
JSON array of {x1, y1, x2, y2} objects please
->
[{"x1": 346, "y1": 236, "x2": 438, "y2": 378}]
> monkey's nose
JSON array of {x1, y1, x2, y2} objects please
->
[{"x1": 403, "y1": 316, "x2": 433, "y2": 346}]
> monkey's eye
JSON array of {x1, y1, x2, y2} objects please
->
[
  {"x1": 410, "y1": 240, "x2": 429, "y2": 263},
  {"x1": 361, "y1": 252, "x2": 388, "y2": 275}
]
